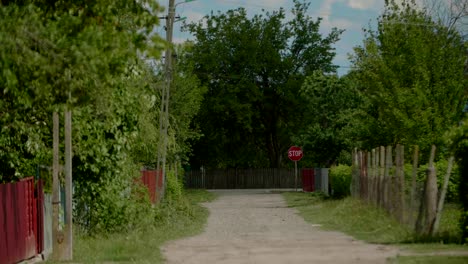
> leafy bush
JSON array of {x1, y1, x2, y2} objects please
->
[
  {"x1": 165, "y1": 169, "x2": 184, "y2": 202},
  {"x1": 404, "y1": 160, "x2": 460, "y2": 202},
  {"x1": 329, "y1": 165, "x2": 352, "y2": 198},
  {"x1": 448, "y1": 117, "x2": 468, "y2": 242}
]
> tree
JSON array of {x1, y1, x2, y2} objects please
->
[
  {"x1": 0, "y1": 0, "x2": 162, "y2": 181},
  {"x1": 184, "y1": 0, "x2": 343, "y2": 168},
  {"x1": 449, "y1": 117, "x2": 468, "y2": 242},
  {"x1": 295, "y1": 72, "x2": 360, "y2": 167},
  {"x1": 349, "y1": 0, "x2": 467, "y2": 154},
  {"x1": 0, "y1": 0, "x2": 169, "y2": 233},
  {"x1": 424, "y1": 0, "x2": 468, "y2": 33}
]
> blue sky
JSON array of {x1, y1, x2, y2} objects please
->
[{"x1": 156, "y1": 0, "x2": 405, "y2": 75}]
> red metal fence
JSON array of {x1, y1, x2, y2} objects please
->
[
  {"x1": 140, "y1": 170, "x2": 163, "y2": 204},
  {"x1": 301, "y1": 168, "x2": 315, "y2": 192},
  {"x1": 0, "y1": 177, "x2": 43, "y2": 264}
]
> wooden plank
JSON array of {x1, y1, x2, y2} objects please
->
[{"x1": 433, "y1": 156, "x2": 454, "y2": 235}]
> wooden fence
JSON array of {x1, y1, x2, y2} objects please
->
[
  {"x1": 351, "y1": 145, "x2": 453, "y2": 236},
  {"x1": 185, "y1": 168, "x2": 301, "y2": 189},
  {"x1": 0, "y1": 177, "x2": 44, "y2": 264}
]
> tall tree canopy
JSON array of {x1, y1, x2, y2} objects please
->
[
  {"x1": 184, "y1": 0, "x2": 343, "y2": 168},
  {"x1": 296, "y1": 72, "x2": 360, "y2": 167},
  {"x1": 0, "y1": 0, "x2": 206, "y2": 233},
  {"x1": 349, "y1": 0, "x2": 467, "y2": 154}
]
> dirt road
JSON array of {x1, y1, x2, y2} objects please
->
[{"x1": 162, "y1": 189, "x2": 399, "y2": 264}]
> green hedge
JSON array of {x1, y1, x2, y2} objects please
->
[{"x1": 330, "y1": 165, "x2": 352, "y2": 198}]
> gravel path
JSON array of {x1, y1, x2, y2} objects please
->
[{"x1": 162, "y1": 189, "x2": 399, "y2": 264}]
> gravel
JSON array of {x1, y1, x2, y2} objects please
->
[{"x1": 162, "y1": 189, "x2": 399, "y2": 264}]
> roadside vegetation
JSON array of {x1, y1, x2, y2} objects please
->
[
  {"x1": 71, "y1": 190, "x2": 216, "y2": 263},
  {"x1": 1, "y1": 0, "x2": 467, "y2": 262},
  {"x1": 283, "y1": 192, "x2": 468, "y2": 263}
]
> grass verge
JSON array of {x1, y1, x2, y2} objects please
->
[
  {"x1": 282, "y1": 192, "x2": 411, "y2": 243},
  {"x1": 282, "y1": 192, "x2": 468, "y2": 263},
  {"x1": 390, "y1": 256, "x2": 468, "y2": 264},
  {"x1": 69, "y1": 189, "x2": 216, "y2": 263}
]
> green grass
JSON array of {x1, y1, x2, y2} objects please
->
[
  {"x1": 68, "y1": 189, "x2": 216, "y2": 263},
  {"x1": 282, "y1": 192, "x2": 411, "y2": 243},
  {"x1": 390, "y1": 256, "x2": 468, "y2": 264},
  {"x1": 282, "y1": 192, "x2": 468, "y2": 262},
  {"x1": 433, "y1": 203, "x2": 463, "y2": 243}
]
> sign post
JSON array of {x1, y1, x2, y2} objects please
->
[{"x1": 288, "y1": 146, "x2": 303, "y2": 191}]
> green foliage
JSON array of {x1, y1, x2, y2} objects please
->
[
  {"x1": 168, "y1": 48, "x2": 207, "y2": 164},
  {"x1": 73, "y1": 190, "x2": 216, "y2": 263},
  {"x1": 392, "y1": 256, "x2": 468, "y2": 264},
  {"x1": 447, "y1": 117, "x2": 468, "y2": 242},
  {"x1": 283, "y1": 192, "x2": 412, "y2": 243},
  {"x1": 0, "y1": 0, "x2": 205, "y2": 235},
  {"x1": 403, "y1": 159, "x2": 460, "y2": 202},
  {"x1": 297, "y1": 72, "x2": 360, "y2": 167},
  {"x1": 329, "y1": 165, "x2": 352, "y2": 198},
  {"x1": 284, "y1": 192, "x2": 464, "y2": 246},
  {"x1": 165, "y1": 169, "x2": 184, "y2": 202},
  {"x1": 184, "y1": 0, "x2": 343, "y2": 168},
  {"x1": 349, "y1": 0, "x2": 467, "y2": 153}
]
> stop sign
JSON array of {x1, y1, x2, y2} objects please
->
[{"x1": 288, "y1": 146, "x2": 303, "y2": 161}]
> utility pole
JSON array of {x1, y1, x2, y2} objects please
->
[
  {"x1": 157, "y1": 0, "x2": 194, "y2": 201},
  {"x1": 51, "y1": 108, "x2": 73, "y2": 261},
  {"x1": 157, "y1": 0, "x2": 175, "y2": 200},
  {"x1": 51, "y1": 112, "x2": 63, "y2": 260},
  {"x1": 64, "y1": 109, "x2": 73, "y2": 259}
]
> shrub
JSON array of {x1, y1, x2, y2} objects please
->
[
  {"x1": 404, "y1": 160, "x2": 460, "y2": 202},
  {"x1": 329, "y1": 165, "x2": 352, "y2": 198}
]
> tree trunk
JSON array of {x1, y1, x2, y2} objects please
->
[{"x1": 265, "y1": 129, "x2": 280, "y2": 168}]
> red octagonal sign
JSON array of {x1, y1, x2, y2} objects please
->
[{"x1": 288, "y1": 146, "x2": 303, "y2": 161}]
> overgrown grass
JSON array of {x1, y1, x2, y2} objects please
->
[
  {"x1": 432, "y1": 203, "x2": 463, "y2": 243},
  {"x1": 390, "y1": 256, "x2": 468, "y2": 264},
  {"x1": 283, "y1": 192, "x2": 411, "y2": 243},
  {"x1": 282, "y1": 192, "x2": 468, "y2": 262},
  {"x1": 69, "y1": 189, "x2": 216, "y2": 263}
]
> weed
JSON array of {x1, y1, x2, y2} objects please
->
[{"x1": 67, "y1": 189, "x2": 216, "y2": 263}]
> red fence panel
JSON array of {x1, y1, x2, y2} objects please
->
[
  {"x1": 0, "y1": 177, "x2": 39, "y2": 264},
  {"x1": 140, "y1": 170, "x2": 163, "y2": 204},
  {"x1": 0, "y1": 183, "x2": 9, "y2": 263},
  {"x1": 301, "y1": 168, "x2": 315, "y2": 192},
  {"x1": 156, "y1": 170, "x2": 163, "y2": 202}
]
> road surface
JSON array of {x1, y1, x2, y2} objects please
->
[{"x1": 162, "y1": 189, "x2": 398, "y2": 264}]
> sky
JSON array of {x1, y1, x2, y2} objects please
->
[{"x1": 155, "y1": 0, "x2": 408, "y2": 76}]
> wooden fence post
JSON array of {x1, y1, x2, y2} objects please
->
[
  {"x1": 375, "y1": 148, "x2": 379, "y2": 205},
  {"x1": 367, "y1": 150, "x2": 371, "y2": 202},
  {"x1": 362, "y1": 150, "x2": 367, "y2": 200},
  {"x1": 410, "y1": 145, "x2": 419, "y2": 226},
  {"x1": 379, "y1": 146, "x2": 385, "y2": 207},
  {"x1": 417, "y1": 145, "x2": 438, "y2": 235},
  {"x1": 432, "y1": 156, "x2": 454, "y2": 235},
  {"x1": 353, "y1": 148, "x2": 360, "y2": 197},
  {"x1": 384, "y1": 146, "x2": 393, "y2": 213},
  {"x1": 395, "y1": 144, "x2": 405, "y2": 224}
]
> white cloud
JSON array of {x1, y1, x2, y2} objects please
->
[
  {"x1": 183, "y1": 10, "x2": 206, "y2": 24},
  {"x1": 347, "y1": 0, "x2": 379, "y2": 10},
  {"x1": 315, "y1": 0, "x2": 362, "y2": 31},
  {"x1": 173, "y1": 36, "x2": 189, "y2": 44},
  {"x1": 253, "y1": 0, "x2": 288, "y2": 9},
  {"x1": 331, "y1": 18, "x2": 362, "y2": 30},
  {"x1": 393, "y1": 0, "x2": 425, "y2": 8}
]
